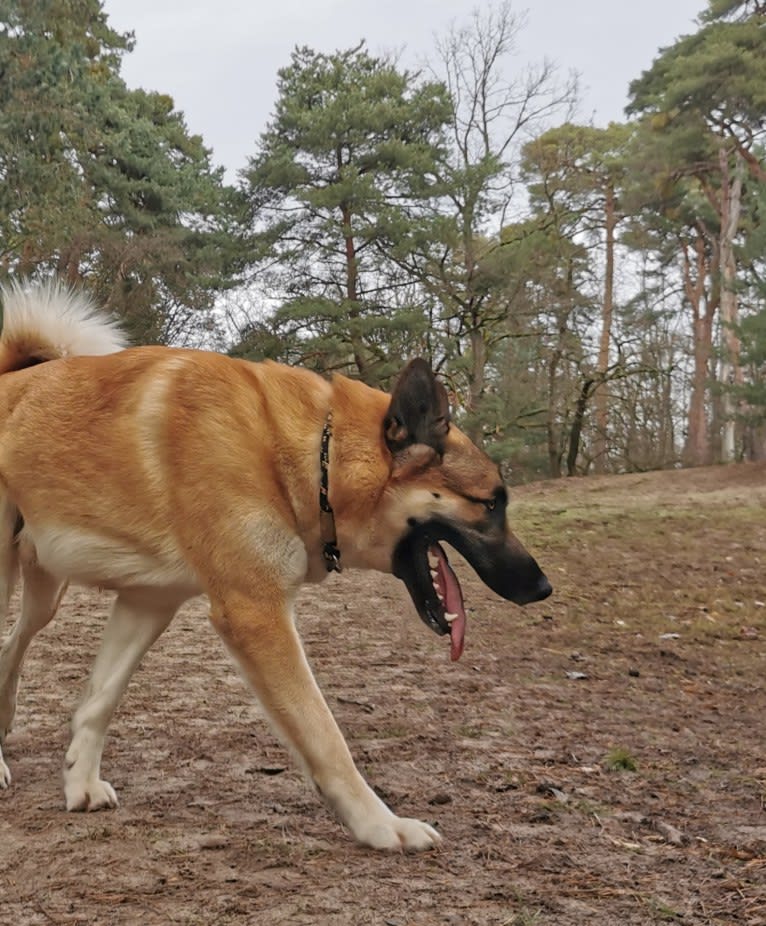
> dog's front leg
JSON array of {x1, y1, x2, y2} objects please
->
[{"x1": 209, "y1": 591, "x2": 441, "y2": 851}]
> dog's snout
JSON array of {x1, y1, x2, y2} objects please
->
[
  {"x1": 533, "y1": 574, "x2": 553, "y2": 602},
  {"x1": 509, "y1": 568, "x2": 552, "y2": 606}
]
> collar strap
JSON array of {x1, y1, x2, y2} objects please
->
[{"x1": 319, "y1": 411, "x2": 342, "y2": 573}]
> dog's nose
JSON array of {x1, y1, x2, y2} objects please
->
[{"x1": 533, "y1": 574, "x2": 553, "y2": 602}]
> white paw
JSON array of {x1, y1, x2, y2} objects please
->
[
  {"x1": 65, "y1": 777, "x2": 118, "y2": 812},
  {"x1": 355, "y1": 814, "x2": 442, "y2": 851},
  {"x1": 0, "y1": 754, "x2": 10, "y2": 789}
]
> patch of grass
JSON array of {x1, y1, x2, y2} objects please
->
[
  {"x1": 371, "y1": 724, "x2": 409, "y2": 739},
  {"x1": 502, "y1": 909, "x2": 543, "y2": 926},
  {"x1": 455, "y1": 724, "x2": 486, "y2": 738},
  {"x1": 645, "y1": 896, "x2": 684, "y2": 922},
  {"x1": 570, "y1": 796, "x2": 607, "y2": 819},
  {"x1": 605, "y1": 747, "x2": 638, "y2": 772},
  {"x1": 69, "y1": 823, "x2": 114, "y2": 841}
]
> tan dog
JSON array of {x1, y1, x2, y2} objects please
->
[{"x1": 0, "y1": 282, "x2": 551, "y2": 850}]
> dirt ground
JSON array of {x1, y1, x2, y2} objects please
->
[{"x1": 1, "y1": 463, "x2": 764, "y2": 925}]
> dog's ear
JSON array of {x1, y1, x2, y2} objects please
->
[{"x1": 384, "y1": 358, "x2": 451, "y2": 455}]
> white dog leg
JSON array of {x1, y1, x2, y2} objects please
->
[
  {"x1": 0, "y1": 555, "x2": 65, "y2": 788},
  {"x1": 63, "y1": 590, "x2": 179, "y2": 811},
  {"x1": 210, "y1": 594, "x2": 442, "y2": 852}
]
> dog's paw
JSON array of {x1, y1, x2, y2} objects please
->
[
  {"x1": 65, "y1": 778, "x2": 118, "y2": 812},
  {"x1": 0, "y1": 754, "x2": 10, "y2": 789},
  {"x1": 355, "y1": 814, "x2": 442, "y2": 852}
]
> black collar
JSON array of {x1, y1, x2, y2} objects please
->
[{"x1": 319, "y1": 412, "x2": 342, "y2": 572}]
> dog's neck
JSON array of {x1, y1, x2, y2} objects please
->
[{"x1": 319, "y1": 374, "x2": 392, "y2": 573}]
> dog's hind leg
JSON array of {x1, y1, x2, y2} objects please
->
[
  {"x1": 209, "y1": 588, "x2": 442, "y2": 852},
  {"x1": 0, "y1": 544, "x2": 65, "y2": 788},
  {"x1": 63, "y1": 589, "x2": 180, "y2": 811},
  {"x1": 0, "y1": 495, "x2": 18, "y2": 789},
  {"x1": 0, "y1": 497, "x2": 20, "y2": 639}
]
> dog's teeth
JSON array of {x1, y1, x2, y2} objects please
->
[
  {"x1": 436, "y1": 590, "x2": 444, "y2": 602},
  {"x1": 428, "y1": 553, "x2": 439, "y2": 569},
  {"x1": 430, "y1": 568, "x2": 438, "y2": 579},
  {"x1": 444, "y1": 612, "x2": 459, "y2": 623}
]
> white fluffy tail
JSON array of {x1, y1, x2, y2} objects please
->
[{"x1": 0, "y1": 280, "x2": 126, "y2": 375}]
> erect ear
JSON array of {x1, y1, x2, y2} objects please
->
[{"x1": 384, "y1": 358, "x2": 451, "y2": 455}]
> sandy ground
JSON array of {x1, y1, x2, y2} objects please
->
[{"x1": 1, "y1": 463, "x2": 764, "y2": 925}]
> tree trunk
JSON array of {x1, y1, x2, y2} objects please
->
[
  {"x1": 718, "y1": 148, "x2": 744, "y2": 462},
  {"x1": 17, "y1": 239, "x2": 36, "y2": 278},
  {"x1": 464, "y1": 322, "x2": 486, "y2": 445},
  {"x1": 592, "y1": 182, "x2": 616, "y2": 473},
  {"x1": 547, "y1": 414, "x2": 562, "y2": 478},
  {"x1": 658, "y1": 356, "x2": 675, "y2": 465},
  {"x1": 682, "y1": 234, "x2": 717, "y2": 466},
  {"x1": 545, "y1": 309, "x2": 570, "y2": 479},
  {"x1": 743, "y1": 423, "x2": 766, "y2": 461},
  {"x1": 340, "y1": 202, "x2": 367, "y2": 380},
  {"x1": 567, "y1": 378, "x2": 594, "y2": 476},
  {"x1": 461, "y1": 197, "x2": 486, "y2": 446}
]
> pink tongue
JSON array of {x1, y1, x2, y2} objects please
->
[{"x1": 433, "y1": 546, "x2": 467, "y2": 662}]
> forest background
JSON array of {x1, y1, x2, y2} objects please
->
[{"x1": 2, "y1": 0, "x2": 765, "y2": 481}]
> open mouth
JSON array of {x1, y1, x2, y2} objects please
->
[
  {"x1": 428, "y1": 543, "x2": 467, "y2": 662},
  {"x1": 392, "y1": 519, "x2": 552, "y2": 662},
  {"x1": 392, "y1": 528, "x2": 467, "y2": 662}
]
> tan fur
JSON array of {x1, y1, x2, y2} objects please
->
[{"x1": 0, "y1": 285, "x2": 535, "y2": 851}]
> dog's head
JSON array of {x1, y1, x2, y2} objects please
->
[{"x1": 380, "y1": 359, "x2": 552, "y2": 660}]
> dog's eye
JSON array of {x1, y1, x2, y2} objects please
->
[{"x1": 466, "y1": 492, "x2": 504, "y2": 510}]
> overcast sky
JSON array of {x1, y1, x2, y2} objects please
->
[{"x1": 101, "y1": 0, "x2": 704, "y2": 181}]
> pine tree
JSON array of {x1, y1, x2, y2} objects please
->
[
  {"x1": 0, "y1": 0, "x2": 245, "y2": 342},
  {"x1": 239, "y1": 42, "x2": 451, "y2": 384},
  {"x1": 628, "y1": 0, "x2": 766, "y2": 460}
]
